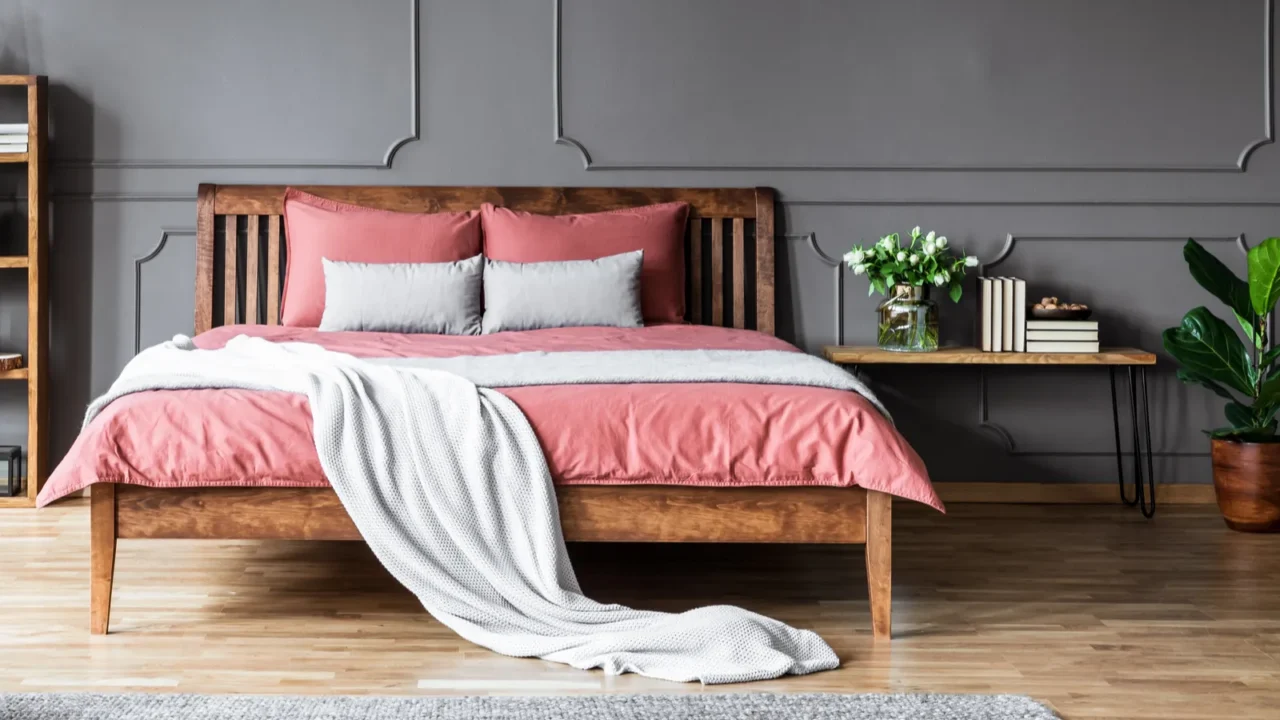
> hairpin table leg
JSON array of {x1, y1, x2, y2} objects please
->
[
  {"x1": 1110, "y1": 368, "x2": 1137, "y2": 507},
  {"x1": 1137, "y1": 366, "x2": 1156, "y2": 518}
]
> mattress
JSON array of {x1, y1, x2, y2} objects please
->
[{"x1": 39, "y1": 324, "x2": 941, "y2": 510}]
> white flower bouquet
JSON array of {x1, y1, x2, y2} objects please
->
[{"x1": 843, "y1": 227, "x2": 978, "y2": 303}]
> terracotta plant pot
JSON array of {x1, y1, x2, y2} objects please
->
[{"x1": 1210, "y1": 437, "x2": 1280, "y2": 532}]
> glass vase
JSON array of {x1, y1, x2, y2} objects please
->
[{"x1": 877, "y1": 284, "x2": 939, "y2": 352}]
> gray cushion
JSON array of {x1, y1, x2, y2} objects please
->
[
  {"x1": 319, "y1": 255, "x2": 483, "y2": 334},
  {"x1": 481, "y1": 251, "x2": 644, "y2": 333}
]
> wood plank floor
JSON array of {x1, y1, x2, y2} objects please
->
[{"x1": 2, "y1": 500, "x2": 1278, "y2": 719}]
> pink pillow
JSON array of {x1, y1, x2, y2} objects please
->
[
  {"x1": 281, "y1": 188, "x2": 481, "y2": 327},
  {"x1": 480, "y1": 202, "x2": 690, "y2": 324}
]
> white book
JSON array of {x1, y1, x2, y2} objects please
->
[
  {"x1": 0, "y1": 123, "x2": 28, "y2": 134},
  {"x1": 0, "y1": 134, "x2": 27, "y2": 143},
  {"x1": 980, "y1": 278, "x2": 993, "y2": 352},
  {"x1": 0, "y1": 145, "x2": 26, "y2": 153},
  {"x1": 1026, "y1": 340, "x2": 1101, "y2": 353},
  {"x1": 1025, "y1": 319, "x2": 1099, "y2": 330},
  {"x1": 1013, "y1": 278, "x2": 1026, "y2": 352},
  {"x1": 991, "y1": 279, "x2": 1004, "y2": 352},
  {"x1": 1026, "y1": 330, "x2": 1099, "y2": 341},
  {"x1": 1001, "y1": 278, "x2": 1014, "y2": 351}
]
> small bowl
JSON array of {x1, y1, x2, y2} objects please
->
[{"x1": 1031, "y1": 306, "x2": 1092, "y2": 320}]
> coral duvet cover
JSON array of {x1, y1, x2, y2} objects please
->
[{"x1": 40, "y1": 325, "x2": 940, "y2": 510}]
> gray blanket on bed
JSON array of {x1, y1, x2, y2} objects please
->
[{"x1": 83, "y1": 335, "x2": 886, "y2": 684}]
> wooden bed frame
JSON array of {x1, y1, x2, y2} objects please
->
[{"x1": 90, "y1": 184, "x2": 892, "y2": 641}]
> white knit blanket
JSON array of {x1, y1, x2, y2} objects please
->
[{"x1": 85, "y1": 336, "x2": 886, "y2": 684}]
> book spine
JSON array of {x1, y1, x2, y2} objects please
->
[
  {"x1": 1001, "y1": 278, "x2": 1014, "y2": 351},
  {"x1": 991, "y1": 279, "x2": 1004, "y2": 352},
  {"x1": 981, "y1": 278, "x2": 992, "y2": 352},
  {"x1": 1025, "y1": 341, "x2": 1101, "y2": 353},
  {"x1": 1025, "y1": 330, "x2": 1099, "y2": 341},
  {"x1": 1013, "y1": 278, "x2": 1026, "y2": 352},
  {"x1": 1024, "y1": 321, "x2": 1099, "y2": 330}
]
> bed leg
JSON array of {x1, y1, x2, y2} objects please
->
[
  {"x1": 865, "y1": 490, "x2": 891, "y2": 641},
  {"x1": 91, "y1": 483, "x2": 117, "y2": 635}
]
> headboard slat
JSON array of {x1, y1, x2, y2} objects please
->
[
  {"x1": 266, "y1": 216, "x2": 281, "y2": 326},
  {"x1": 244, "y1": 215, "x2": 260, "y2": 325},
  {"x1": 732, "y1": 218, "x2": 746, "y2": 330},
  {"x1": 223, "y1": 216, "x2": 239, "y2": 325},
  {"x1": 195, "y1": 185, "x2": 776, "y2": 336}
]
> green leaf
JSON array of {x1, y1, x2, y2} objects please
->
[
  {"x1": 1175, "y1": 368, "x2": 1238, "y2": 401},
  {"x1": 1162, "y1": 307, "x2": 1255, "y2": 397},
  {"x1": 1248, "y1": 237, "x2": 1280, "y2": 316},
  {"x1": 1262, "y1": 345, "x2": 1280, "y2": 369},
  {"x1": 948, "y1": 282, "x2": 962, "y2": 303},
  {"x1": 1226, "y1": 401, "x2": 1255, "y2": 429},
  {"x1": 1235, "y1": 311, "x2": 1265, "y2": 350},
  {"x1": 1257, "y1": 371, "x2": 1280, "y2": 412},
  {"x1": 1185, "y1": 239, "x2": 1254, "y2": 323}
]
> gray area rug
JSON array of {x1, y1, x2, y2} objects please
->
[{"x1": 0, "y1": 692, "x2": 1059, "y2": 719}]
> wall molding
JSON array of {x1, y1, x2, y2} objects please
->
[
  {"x1": 135, "y1": 227, "x2": 196, "y2": 354},
  {"x1": 555, "y1": 0, "x2": 1274, "y2": 173},
  {"x1": 55, "y1": 0, "x2": 420, "y2": 171}
]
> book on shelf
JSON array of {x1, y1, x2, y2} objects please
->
[
  {"x1": 0, "y1": 146, "x2": 26, "y2": 154},
  {"x1": 990, "y1": 278, "x2": 1004, "y2": 352},
  {"x1": 1012, "y1": 278, "x2": 1026, "y2": 352},
  {"x1": 1026, "y1": 329, "x2": 1098, "y2": 341},
  {"x1": 1001, "y1": 278, "x2": 1014, "y2": 350},
  {"x1": 0, "y1": 123, "x2": 28, "y2": 134},
  {"x1": 980, "y1": 278, "x2": 993, "y2": 351},
  {"x1": 0, "y1": 133, "x2": 27, "y2": 144},
  {"x1": 1026, "y1": 340, "x2": 1100, "y2": 353},
  {"x1": 980, "y1": 276, "x2": 1028, "y2": 352},
  {"x1": 1025, "y1": 319, "x2": 1098, "y2": 330}
]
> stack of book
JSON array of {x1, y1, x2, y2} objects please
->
[
  {"x1": 0, "y1": 123, "x2": 28, "y2": 154},
  {"x1": 1025, "y1": 319, "x2": 1099, "y2": 353},
  {"x1": 979, "y1": 277, "x2": 1027, "y2": 352}
]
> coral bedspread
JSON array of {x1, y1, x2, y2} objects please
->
[{"x1": 39, "y1": 325, "x2": 941, "y2": 510}]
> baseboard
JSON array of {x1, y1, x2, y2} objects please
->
[{"x1": 936, "y1": 482, "x2": 1216, "y2": 504}]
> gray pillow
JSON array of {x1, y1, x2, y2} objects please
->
[
  {"x1": 319, "y1": 255, "x2": 483, "y2": 334},
  {"x1": 481, "y1": 251, "x2": 644, "y2": 333}
]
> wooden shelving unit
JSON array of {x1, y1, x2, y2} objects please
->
[{"x1": 0, "y1": 76, "x2": 48, "y2": 508}]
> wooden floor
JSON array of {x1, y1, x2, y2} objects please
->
[{"x1": 2, "y1": 500, "x2": 1278, "y2": 719}]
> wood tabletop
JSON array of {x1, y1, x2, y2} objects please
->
[{"x1": 823, "y1": 345, "x2": 1157, "y2": 366}]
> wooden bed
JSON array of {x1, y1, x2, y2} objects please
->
[{"x1": 90, "y1": 184, "x2": 892, "y2": 642}]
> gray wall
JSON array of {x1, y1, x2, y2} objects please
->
[{"x1": 2, "y1": 0, "x2": 1277, "y2": 486}]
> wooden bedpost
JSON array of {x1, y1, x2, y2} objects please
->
[
  {"x1": 865, "y1": 490, "x2": 892, "y2": 640},
  {"x1": 90, "y1": 483, "x2": 117, "y2": 634}
]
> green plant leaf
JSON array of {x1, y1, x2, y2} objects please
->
[
  {"x1": 1263, "y1": 345, "x2": 1280, "y2": 370},
  {"x1": 948, "y1": 282, "x2": 962, "y2": 303},
  {"x1": 1256, "y1": 370, "x2": 1280, "y2": 412},
  {"x1": 1175, "y1": 368, "x2": 1238, "y2": 401},
  {"x1": 1225, "y1": 401, "x2": 1255, "y2": 429},
  {"x1": 1162, "y1": 307, "x2": 1255, "y2": 397},
  {"x1": 1248, "y1": 237, "x2": 1280, "y2": 316},
  {"x1": 1235, "y1": 311, "x2": 1265, "y2": 349},
  {"x1": 1184, "y1": 239, "x2": 1254, "y2": 324}
]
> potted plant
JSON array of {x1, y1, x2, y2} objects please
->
[
  {"x1": 1164, "y1": 238, "x2": 1280, "y2": 532},
  {"x1": 844, "y1": 227, "x2": 978, "y2": 352}
]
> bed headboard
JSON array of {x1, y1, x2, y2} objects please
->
[{"x1": 195, "y1": 185, "x2": 776, "y2": 336}]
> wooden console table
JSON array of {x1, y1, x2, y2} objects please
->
[{"x1": 823, "y1": 346, "x2": 1159, "y2": 517}]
